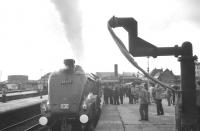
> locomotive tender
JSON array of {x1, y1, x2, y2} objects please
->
[{"x1": 39, "y1": 59, "x2": 101, "y2": 131}]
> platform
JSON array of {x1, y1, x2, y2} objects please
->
[
  {"x1": 0, "y1": 90, "x2": 37, "y2": 97},
  {"x1": 0, "y1": 95, "x2": 47, "y2": 113},
  {"x1": 95, "y1": 98, "x2": 175, "y2": 131}
]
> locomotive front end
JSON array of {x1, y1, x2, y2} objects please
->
[
  {"x1": 39, "y1": 59, "x2": 101, "y2": 130},
  {"x1": 39, "y1": 59, "x2": 87, "y2": 126}
]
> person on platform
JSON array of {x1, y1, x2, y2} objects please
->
[
  {"x1": 103, "y1": 84, "x2": 109, "y2": 104},
  {"x1": 128, "y1": 86, "x2": 133, "y2": 104},
  {"x1": 119, "y1": 85, "x2": 124, "y2": 104},
  {"x1": 130, "y1": 85, "x2": 135, "y2": 104},
  {"x1": 1, "y1": 83, "x2": 7, "y2": 103},
  {"x1": 171, "y1": 85, "x2": 179, "y2": 105},
  {"x1": 113, "y1": 84, "x2": 120, "y2": 105},
  {"x1": 138, "y1": 84, "x2": 149, "y2": 121},
  {"x1": 151, "y1": 84, "x2": 157, "y2": 103},
  {"x1": 166, "y1": 88, "x2": 172, "y2": 106},
  {"x1": 134, "y1": 86, "x2": 139, "y2": 104},
  {"x1": 154, "y1": 84, "x2": 164, "y2": 115},
  {"x1": 132, "y1": 86, "x2": 138, "y2": 104},
  {"x1": 38, "y1": 83, "x2": 43, "y2": 99},
  {"x1": 108, "y1": 84, "x2": 114, "y2": 104},
  {"x1": 149, "y1": 83, "x2": 154, "y2": 103}
]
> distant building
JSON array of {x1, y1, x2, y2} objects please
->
[
  {"x1": 7, "y1": 75, "x2": 38, "y2": 90},
  {"x1": 96, "y1": 72, "x2": 119, "y2": 85},
  {"x1": 195, "y1": 62, "x2": 200, "y2": 79},
  {"x1": 96, "y1": 72, "x2": 116, "y2": 80},
  {"x1": 119, "y1": 75, "x2": 142, "y2": 84},
  {"x1": 96, "y1": 72, "x2": 142, "y2": 84},
  {"x1": 26, "y1": 80, "x2": 38, "y2": 90},
  {"x1": 159, "y1": 69, "x2": 177, "y2": 85},
  {"x1": 7, "y1": 75, "x2": 28, "y2": 90},
  {"x1": 96, "y1": 64, "x2": 141, "y2": 84},
  {"x1": 150, "y1": 68, "x2": 163, "y2": 79},
  {"x1": 8, "y1": 75, "x2": 28, "y2": 84},
  {"x1": 122, "y1": 72, "x2": 136, "y2": 77},
  {"x1": 39, "y1": 73, "x2": 51, "y2": 87},
  {"x1": 150, "y1": 68, "x2": 180, "y2": 86},
  {"x1": 174, "y1": 75, "x2": 181, "y2": 85}
]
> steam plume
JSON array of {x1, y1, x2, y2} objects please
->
[{"x1": 52, "y1": 0, "x2": 84, "y2": 64}]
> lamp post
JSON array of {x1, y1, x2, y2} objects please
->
[{"x1": 147, "y1": 56, "x2": 150, "y2": 91}]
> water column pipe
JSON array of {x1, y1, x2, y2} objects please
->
[
  {"x1": 178, "y1": 42, "x2": 198, "y2": 130},
  {"x1": 108, "y1": 16, "x2": 198, "y2": 130}
]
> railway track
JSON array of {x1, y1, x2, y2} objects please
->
[
  {"x1": 0, "y1": 114, "x2": 47, "y2": 131},
  {"x1": 24, "y1": 123, "x2": 47, "y2": 131}
]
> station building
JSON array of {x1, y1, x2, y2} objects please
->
[
  {"x1": 150, "y1": 68, "x2": 180, "y2": 86},
  {"x1": 8, "y1": 75, "x2": 28, "y2": 84},
  {"x1": 7, "y1": 75, "x2": 37, "y2": 90}
]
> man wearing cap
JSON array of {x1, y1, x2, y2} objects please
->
[
  {"x1": 155, "y1": 84, "x2": 164, "y2": 115},
  {"x1": 138, "y1": 84, "x2": 149, "y2": 121}
]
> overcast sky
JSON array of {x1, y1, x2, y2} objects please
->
[{"x1": 0, "y1": 0, "x2": 199, "y2": 80}]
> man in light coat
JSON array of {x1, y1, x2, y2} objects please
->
[
  {"x1": 154, "y1": 84, "x2": 164, "y2": 115},
  {"x1": 138, "y1": 84, "x2": 149, "y2": 121}
]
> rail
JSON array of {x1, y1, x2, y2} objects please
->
[
  {"x1": 24, "y1": 123, "x2": 47, "y2": 131},
  {"x1": 0, "y1": 114, "x2": 42, "y2": 131}
]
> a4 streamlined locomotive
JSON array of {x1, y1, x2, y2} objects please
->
[{"x1": 39, "y1": 59, "x2": 101, "y2": 131}]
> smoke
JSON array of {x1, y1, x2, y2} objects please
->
[{"x1": 51, "y1": 0, "x2": 84, "y2": 64}]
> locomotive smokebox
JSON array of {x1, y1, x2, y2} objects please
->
[
  {"x1": 64, "y1": 59, "x2": 75, "y2": 66},
  {"x1": 114, "y1": 64, "x2": 118, "y2": 78},
  {"x1": 64, "y1": 59, "x2": 75, "y2": 72}
]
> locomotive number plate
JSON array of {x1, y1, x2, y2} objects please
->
[
  {"x1": 61, "y1": 80, "x2": 72, "y2": 86},
  {"x1": 60, "y1": 104, "x2": 69, "y2": 109}
]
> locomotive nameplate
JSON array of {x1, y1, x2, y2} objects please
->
[{"x1": 61, "y1": 80, "x2": 73, "y2": 86}]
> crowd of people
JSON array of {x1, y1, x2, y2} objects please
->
[
  {"x1": 102, "y1": 82, "x2": 180, "y2": 121},
  {"x1": 103, "y1": 83, "x2": 124, "y2": 105}
]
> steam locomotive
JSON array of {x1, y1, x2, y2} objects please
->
[{"x1": 39, "y1": 59, "x2": 101, "y2": 131}]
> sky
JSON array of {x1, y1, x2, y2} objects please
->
[{"x1": 0, "y1": 0, "x2": 199, "y2": 81}]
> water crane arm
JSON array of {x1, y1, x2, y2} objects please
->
[{"x1": 107, "y1": 18, "x2": 177, "y2": 92}]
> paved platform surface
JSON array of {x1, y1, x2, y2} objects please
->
[
  {"x1": 95, "y1": 98, "x2": 176, "y2": 131},
  {"x1": 0, "y1": 90, "x2": 37, "y2": 97},
  {"x1": 0, "y1": 95, "x2": 47, "y2": 113}
]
